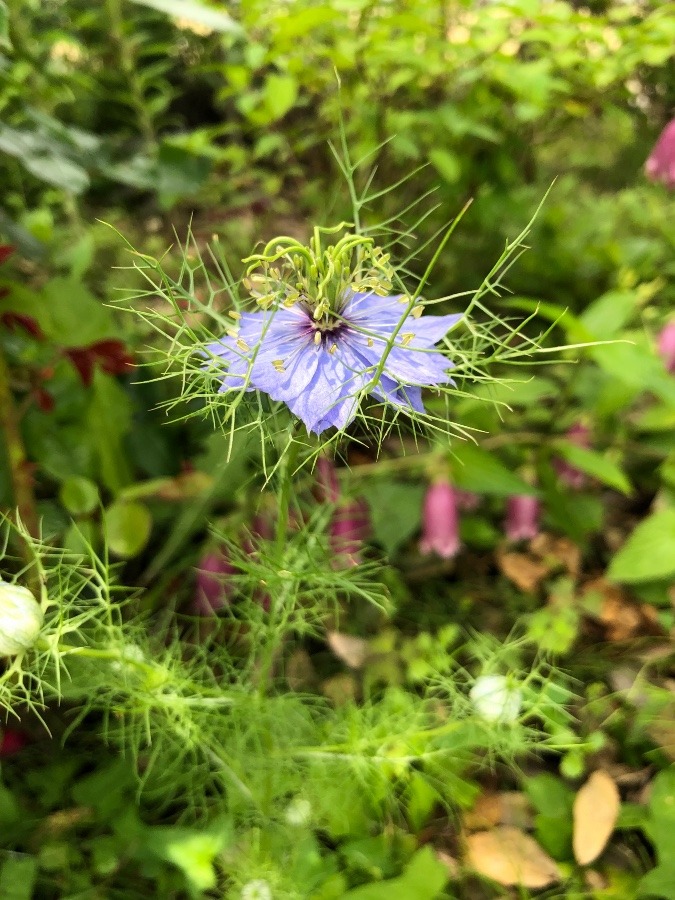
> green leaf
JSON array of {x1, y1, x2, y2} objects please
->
[
  {"x1": 342, "y1": 846, "x2": 448, "y2": 899},
  {"x1": 0, "y1": 855, "x2": 37, "y2": 900},
  {"x1": 263, "y1": 73, "x2": 298, "y2": 122},
  {"x1": 59, "y1": 476, "x2": 100, "y2": 515},
  {"x1": 429, "y1": 149, "x2": 461, "y2": 184},
  {"x1": 608, "y1": 508, "x2": 675, "y2": 585},
  {"x1": 647, "y1": 769, "x2": 675, "y2": 860},
  {"x1": 40, "y1": 277, "x2": 117, "y2": 347},
  {"x1": 87, "y1": 371, "x2": 134, "y2": 493},
  {"x1": 453, "y1": 444, "x2": 536, "y2": 496},
  {"x1": 637, "y1": 865, "x2": 675, "y2": 900},
  {"x1": 142, "y1": 821, "x2": 231, "y2": 894},
  {"x1": 551, "y1": 441, "x2": 631, "y2": 495},
  {"x1": 362, "y1": 481, "x2": 425, "y2": 555},
  {"x1": 579, "y1": 290, "x2": 638, "y2": 338},
  {"x1": 128, "y1": 0, "x2": 243, "y2": 34},
  {"x1": 104, "y1": 501, "x2": 152, "y2": 558},
  {"x1": 0, "y1": 1, "x2": 10, "y2": 50}
]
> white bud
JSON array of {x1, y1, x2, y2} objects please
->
[
  {"x1": 0, "y1": 580, "x2": 44, "y2": 656},
  {"x1": 241, "y1": 880, "x2": 272, "y2": 900},
  {"x1": 285, "y1": 797, "x2": 311, "y2": 826},
  {"x1": 470, "y1": 674, "x2": 522, "y2": 724}
]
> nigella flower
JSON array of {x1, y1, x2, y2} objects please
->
[
  {"x1": 205, "y1": 292, "x2": 461, "y2": 435},
  {"x1": 645, "y1": 118, "x2": 675, "y2": 189}
]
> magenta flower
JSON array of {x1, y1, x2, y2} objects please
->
[
  {"x1": 205, "y1": 292, "x2": 462, "y2": 434},
  {"x1": 193, "y1": 550, "x2": 236, "y2": 615},
  {"x1": 504, "y1": 495, "x2": 540, "y2": 542},
  {"x1": 658, "y1": 322, "x2": 675, "y2": 374},
  {"x1": 554, "y1": 421, "x2": 591, "y2": 489},
  {"x1": 330, "y1": 498, "x2": 370, "y2": 567},
  {"x1": 419, "y1": 480, "x2": 460, "y2": 559},
  {"x1": 645, "y1": 119, "x2": 675, "y2": 189}
]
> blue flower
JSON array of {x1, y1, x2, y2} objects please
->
[{"x1": 205, "y1": 291, "x2": 461, "y2": 434}]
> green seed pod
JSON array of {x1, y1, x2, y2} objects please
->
[{"x1": 0, "y1": 580, "x2": 44, "y2": 656}]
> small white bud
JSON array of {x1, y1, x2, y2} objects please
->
[
  {"x1": 470, "y1": 674, "x2": 522, "y2": 724},
  {"x1": 285, "y1": 797, "x2": 311, "y2": 826},
  {"x1": 241, "y1": 879, "x2": 272, "y2": 900},
  {"x1": 0, "y1": 580, "x2": 44, "y2": 656}
]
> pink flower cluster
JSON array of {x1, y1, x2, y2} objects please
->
[{"x1": 645, "y1": 118, "x2": 675, "y2": 189}]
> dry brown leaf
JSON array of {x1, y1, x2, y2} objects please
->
[
  {"x1": 464, "y1": 792, "x2": 532, "y2": 831},
  {"x1": 573, "y1": 770, "x2": 620, "y2": 865},
  {"x1": 530, "y1": 533, "x2": 581, "y2": 577},
  {"x1": 465, "y1": 827, "x2": 562, "y2": 888},
  {"x1": 582, "y1": 578, "x2": 663, "y2": 641},
  {"x1": 326, "y1": 631, "x2": 370, "y2": 669},
  {"x1": 497, "y1": 550, "x2": 550, "y2": 593}
]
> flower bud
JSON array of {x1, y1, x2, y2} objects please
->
[
  {"x1": 645, "y1": 118, "x2": 675, "y2": 189},
  {"x1": 470, "y1": 674, "x2": 522, "y2": 723},
  {"x1": 658, "y1": 321, "x2": 675, "y2": 374},
  {"x1": 504, "y1": 494, "x2": 540, "y2": 542},
  {"x1": 419, "y1": 479, "x2": 460, "y2": 559},
  {"x1": 0, "y1": 581, "x2": 43, "y2": 656}
]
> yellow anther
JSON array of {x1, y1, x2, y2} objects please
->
[
  {"x1": 226, "y1": 328, "x2": 239, "y2": 339},
  {"x1": 400, "y1": 333, "x2": 414, "y2": 346},
  {"x1": 228, "y1": 310, "x2": 241, "y2": 320},
  {"x1": 272, "y1": 359, "x2": 285, "y2": 372},
  {"x1": 236, "y1": 339, "x2": 250, "y2": 352},
  {"x1": 329, "y1": 343, "x2": 337, "y2": 355},
  {"x1": 367, "y1": 338, "x2": 374, "y2": 347},
  {"x1": 411, "y1": 305, "x2": 423, "y2": 318},
  {"x1": 314, "y1": 330, "x2": 322, "y2": 345}
]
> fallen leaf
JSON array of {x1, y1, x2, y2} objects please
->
[
  {"x1": 581, "y1": 577, "x2": 663, "y2": 641},
  {"x1": 327, "y1": 631, "x2": 370, "y2": 669},
  {"x1": 465, "y1": 826, "x2": 561, "y2": 888},
  {"x1": 530, "y1": 533, "x2": 581, "y2": 577},
  {"x1": 464, "y1": 792, "x2": 532, "y2": 830},
  {"x1": 497, "y1": 550, "x2": 550, "y2": 593},
  {"x1": 573, "y1": 770, "x2": 620, "y2": 865}
]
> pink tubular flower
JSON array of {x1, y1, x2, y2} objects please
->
[
  {"x1": 658, "y1": 322, "x2": 675, "y2": 374},
  {"x1": 419, "y1": 480, "x2": 460, "y2": 559},
  {"x1": 193, "y1": 550, "x2": 236, "y2": 615},
  {"x1": 330, "y1": 498, "x2": 370, "y2": 567},
  {"x1": 315, "y1": 455, "x2": 341, "y2": 504},
  {"x1": 504, "y1": 495, "x2": 540, "y2": 542},
  {"x1": 645, "y1": 119, "x2": 675, "y2": 189},
  {"x1": 554, "y1": 421, "x2": 591, "y2": 489}
]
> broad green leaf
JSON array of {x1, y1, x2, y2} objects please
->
[
  {"x1": 128, "y1": 0, "x2": 243, "y2": 34},
  {"x1": 579, "y1": 290, "x2": 638, "y2": 338},
  {"x1": 59, "y1": 476, "x2": 99, "y2": 515},
  {"x1": 88, "y1": 371, "x2": 134, "y2": 492},
  {"x1": 429, "y1": 149, "x2": 461, "y2": 184},
  {"x1": 637, "y1": 865, "x2": 675, "y2": 900},
  {"x1": 104, "y1": 501, "x2": 152, "y2": 558},
  {"x1": 362, "y1": 481, "x2": 424, "y2": 555},
  {"x1": 0, "y1": 1, "x2": 10, "y2": 50},
  {"x1": 41, "y1": 277, "x2": 117, "y2": 347},
  {"x1": 591, "y1": 341, "x2": 675, "y2": 409},
  {"x1": 142, "y1": 821, "x2": 231, "y2": 893},
  {"x1": 453, "y1": 443, "x2": 536, "y2": 496},
  {"x1": 342, "y1": 846, "x2": 448, "y2": 899},
  {"x1": 608, "y1": 508, "x2": 675, "y2": 584},
  {"x1": 551, "y1": 441, "x2": 631, "y2": 495},
  {"x1": 0, "y1": 855, "x2": 37, "y2": 900},
  {"x1": 263, "y1": 73, "x2": 298, "y2": 121},
  {"x1": 647, "y1": 769, "x2": 675, "y2": 859}
]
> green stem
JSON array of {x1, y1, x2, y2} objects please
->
[
  {"x1": 0, "y1": 345, "x2": 39, "y2": 542},
  {"x1": 273, "y1": 437, "x2": 301, "y2": 561},
  {"x1": 105, "y1": 0, "x2": 156, "y2": 146}
]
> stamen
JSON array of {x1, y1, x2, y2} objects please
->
[
  {"x1": 328, "y1": 344, "x2": 337, "y2": 355},
  {"x1": 228, "y1": 310, "x2": 241, "y2": 320},
  {"x1": 236, "y1": 338, "x2": 250, "y2": 352},
  {"x1": 226, "y1": 328, "x2": 239, "y2": 339},
  {"x1": 411, "y1": 305, "x2": 423, "y2": 319},
  {"x1": 272, "y1": 359, "x2": 285, "y2": 372},
  {"x1": 314, "y1": 330, "x2": 322, "y2": 345},
  {"x1": 400, "y1": 333, "x2": 415, "y2": 346},
  {"x1": 367, "y1": 338, "x2": 374, "y2": 347}
]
